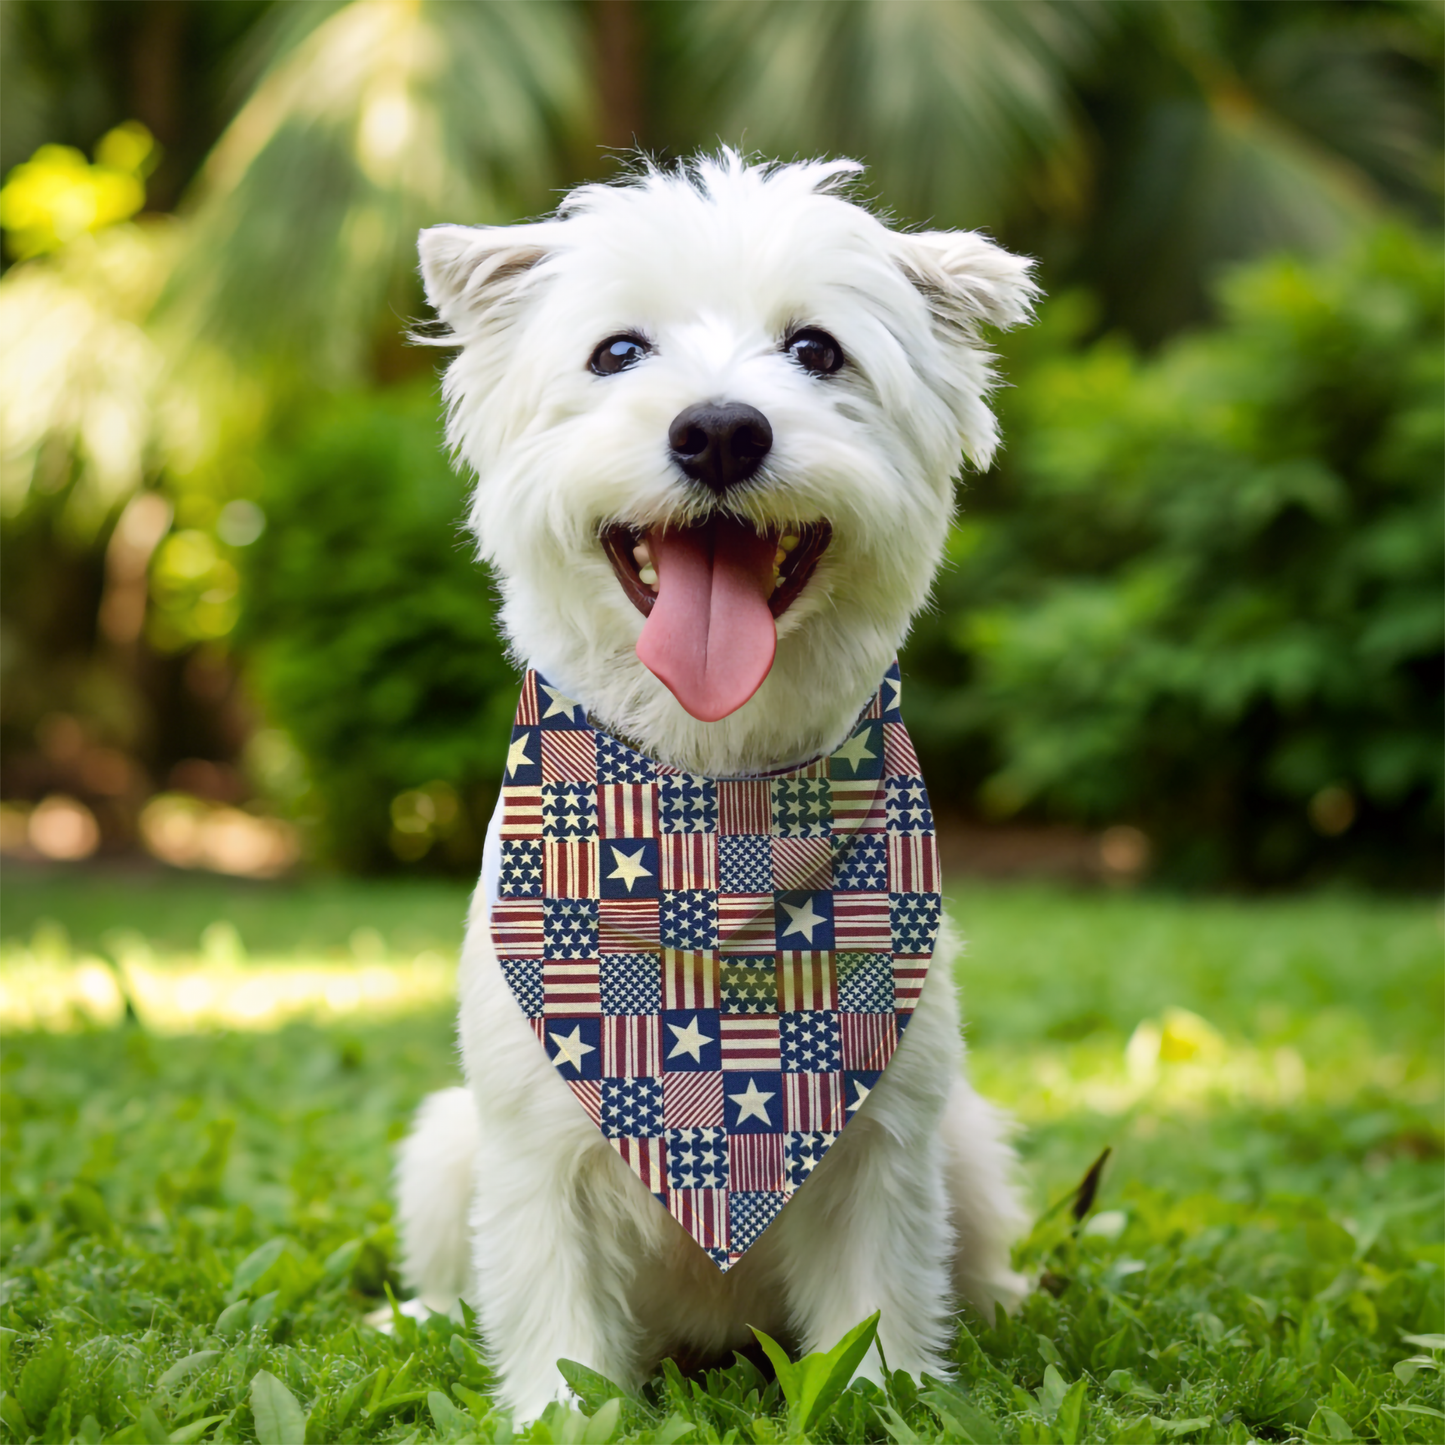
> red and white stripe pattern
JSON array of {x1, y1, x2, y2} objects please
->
[
  {"x1": 664, "y1": 1072, "x2": 724, "y2": 1127},
  {"x1": 598, "y1": 899, "x2": 660, "y2": 952},
  {"x1": 598, "y1": 783, "x2": 657, "y2": 839},
  {"x1": 887, "y1": 835, "x2": 938, "y2": 894},
  {"x1": 662, "y1": 951, "x2": 719, "y2": 1010},
  {"x1": 770, "y1": 836, "x2": 832, "y2": 891},
  {"x1": 543, "y1": 961, "x2": 600, "y2": 1015},
  {"x1": 777, "y1": 952, "x2": 838, "y2": 1011},
  {"x1": 661, "y1": 834, "x2": 717, "y2": 891},
  {"x1": 515, "y1": 683, "x2": 540, "y2": 726},
  {"x1": 544, "y1": 840, "x2": 597, "y2": 898},
  {"x1": 882, "y1": 722, "x2": 921, "y2": 778},
  {"x1": 828, "y1": 779, "x2": 886, "y2": 833},
  {"x1": 841, "y1": 1012, "x2": 897, "y2": 1071},
  {"x1": 541, "y1": 729, "x2": 597, "y2": 782},
  {"x1": 612, "y1": 1137, "x2": 665, "y2": 1194},
  {"x1": 833, "y1": 893, "x2": 892, "y2": 951},
  {"x1": 568, "y1": 1079, "x2": 602, "y2": 1127},
  {"x1": 669, "y1": 1189, "x2": 728, "y2": 1251},
  {"x1": 729, "y1": 1133, "x2": 784, "y2": 1191},
  {"x1": 891, "y1": 960, "x2": 928, "y2": 1014},
  {"x1": 717, "y1": 779, "x2": 770, "y2": 835},
  {"x1": 602, "y1": 1014, "x2": 661, "y2": 1076},
  {"x1": 500, "y1": 787, "x2": 544, "y2": 838},
  {"x1": 492, "y1": 899, "x2": 543, "y2": 956},
  {"x1": 784, "y1": 1071, "x2": 845, "y2": 1131},
  {"x1": 720, "y1": 1015, "x2": 780, "y2": 1070},
  {"x1": 718, "y1": 894, "x2": 775, "y2": 954}
]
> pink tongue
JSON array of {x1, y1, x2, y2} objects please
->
[{"x1": 637, "y1": 518, "x2": 777, "y2": 721}]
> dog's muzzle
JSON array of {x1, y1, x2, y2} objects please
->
[{"x1": 668, "y1": 401, "x2": 772, "y2": 496}]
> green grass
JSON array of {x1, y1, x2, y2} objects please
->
[{"x1": 2, "y1": 867, "x2": 1441, "y2": 1443}]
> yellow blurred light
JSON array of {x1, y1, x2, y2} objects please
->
[
  {"x1": 138, "y1": 793, "x2": 299, "y2": 877},
  {"x1": 28, "y1": 795, "x2": 101, "y2": 861}
]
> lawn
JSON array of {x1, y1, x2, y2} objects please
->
[{"x1": 1, "y1": 865, "x2": 1441, "y2": 1443}]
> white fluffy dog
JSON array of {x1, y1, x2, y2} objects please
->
[{"x1": 396, "y1": 152, "x2": 1036, "y2": 1421}]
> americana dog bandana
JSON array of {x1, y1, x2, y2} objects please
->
[{"x1": 491, "y1": 663, "x2": 940, "y2": 1269}]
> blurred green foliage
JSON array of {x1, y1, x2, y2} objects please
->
[
  {"x1": 240, "y1": 386, "x2": 515, "y2": 871},
  {"x1": 906, "y1": 229, "x2": 1444, "y2": 886}
]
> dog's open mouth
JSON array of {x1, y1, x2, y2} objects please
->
[{"x1": 601, "y1": 518, "x2": 831, "y2": 722}]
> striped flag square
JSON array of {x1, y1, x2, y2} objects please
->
[
  {"x1": 598, "y1": 898, "x2": 661, "y2": 952},
  {"x1": 543, "y1": 961, "x2": 600, "y2": 1015},
  {"x1": 720, "y1": 1014, "x2": 780, "y2": 1071},
  {"x1": 663, "y1": 1072, "x2": 724, "y2": 1127},
  {"x1": 718, "y1": 894, "x2": 775, "y2": 955},
  {"x1": 892, "y1": 960, "x2": 929, "y2": 1014},
  {"x1": 882, "y1": 722, "x2": 921, "y2": 778},
  {"x1": 544, "y1": 840, "x2": 598, "y2": 898},
  {"x1": 886, "y1": 835, "x2": 938, "y2": 894},
  {"x1": 541, "y1": 729, "x2": 598, "y2": 782},
  {"x1": 728, "y1": 1134, "x2": 784, "y2": 1191},
  {"x1": 500, "y1": 787, "x2": 544, "y2": 838},
  {"x1": 770, "y1": 837, "x2": 833, "y2": 891},
  {"x1": 832, "y1": 893, "x2": 892, "y2": 951},
  {"x1": 840, "y1": 1012, "x2": 898, "y2": 1071},
  {"x1": 783, "y1": 1071, "x2": 845, "y2": 1131},
  {"x1": 777, "y1": 952, "x2": 838, "y2": 1011},
  {"x1": 669, "y1": 1189, "x2": 728, "y2": 1251},
  {"x1": 568, "y1": 1079, "x2": 602, "y2": 1127},
  {"x1": 612, "y1": 1136, "x2": 665, "y2": 1194},
  {"x1": 598, "y1": 783, "x2": 657, "y2": 839},
  {"x1": 602, "y1": 1014, "x2": 662, "y2": 1076},
  {"x1": 662, "y1": 951, "x2": 720, "y2": 1010},
  {"x1": 516, "y1": 673, "x2": 540, "y2": 726},
  {"x1": 718, "y1": 779, "x2": 771, "y2": 835},
  {"x1": 828, "y1": 780, "x2": 886, "y2": 833},
  {"x1": 492, "y1": 899, "x2": 544, "y2": 956},
  {"x1": 661, "y1": 834, "x2": 717, "y2": 891}
]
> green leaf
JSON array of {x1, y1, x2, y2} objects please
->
[
  {"x1": 0, "y1": 1394, "x2": 30, "y2": 1439},
  {"x1": 556, "y1": 1358, "x2": 627, "y2": 1411},
  {"x1": 1037, "y1": 1363, "x2": 1069, "y2": 1415},
  {"x1": 1152, "y1": 1419, "x2": 1215, "y2": 1438},
  {"x1": 579, "y1": 1397, "x2": 621, "y2": 1443},
  {"x1": 321, "y1": 1239, "x2": 362, "y2": 1280},
  {"x1": 750, "y1": 1312, "x2": 880, "y2": 1435},
  {"x1": 213, "y1": 1300, "x2": 251, "y2": 1338},
  {"x1": 138, "y1": 1405, "x2": 171, "y2": 1445},
  {"x1": 1381, "y1": 1403, "x2": 1445, "y2": 1421},
  {"x1": 157, "y1": 1352, "x2": 220, "y2": 1390},
  {"x1": 1055, "y1": 1378, "x2": 1087, "y2": 1443},
  {"x1": 248, "y1": 1291, "x2": 278, "y2": 1329},
  {"x1": 920, "y1": 1382, "x2": 997, "y2": 1443},
  {"x1": 169, "y1": 1416, "x2": 228, "y2": 1443},
  {"x1": 452, "y1": 1382, "x2": 491, "y2": 1420},
  {"x1": 428, "y1": 1389, "x2": 471, "y2": 1439},
  {"x1": 249, "y1": 1370, "x2": 307, "y2": 1445},
  {"x1": 1402, "y1": 1333, "x2": 1445, "y2": 1351},
  {"x1": 649, "y1": 1416, "x2": 696, "y2": 1445},
  {"x1": 231, "y1": 1239, "x2": 287, "y2": 1299},
  {"x1": 16, "y1": 1337, "x2": 67, "y2": 1428}
]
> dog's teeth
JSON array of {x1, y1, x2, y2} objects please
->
[
  {"x1": 774, "y1": 548, "x2": 786, "y2": 565},
  {"x1": 781, "y1": 534, "x2": 800, "y2": 552},
  {"x1": 638, "y1": 566, "x2": 657, "y2": 588},
  {"x1": 632, "y1": 543, "x2": 651, "y2": 566}
]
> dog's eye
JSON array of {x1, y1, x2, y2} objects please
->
[
  {"x1": 590, "y1": 334, "x2": 651, "y2": 376},
  {"x1": 786, "y1": 329, "x2": 845, "y2": 376}
]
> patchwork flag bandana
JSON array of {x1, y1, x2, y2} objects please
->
[{"x1": 491, "y1": 663, "x2": 940, "y2": 1269}]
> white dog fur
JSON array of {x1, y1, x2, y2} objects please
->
[{"x1": 396, "y1": 151, "x2": 1036, "y2": 1421}]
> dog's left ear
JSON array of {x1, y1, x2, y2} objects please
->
[
  {"x1": 892, "y1": 230, "x2": 1039, "y2": 335},
  {"x1": 418, "y1": 222, "x2": 555, "y2": 332}
]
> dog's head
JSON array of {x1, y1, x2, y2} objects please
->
[{"x1": 421, "y1": 152, "x2": 1035, "y2": 774}]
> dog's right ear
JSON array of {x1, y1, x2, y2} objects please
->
[{"x1": 417, "y1": 223, "x2": 554, "y2": 330}]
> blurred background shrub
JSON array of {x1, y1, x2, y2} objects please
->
[{"x1": 0, "y1": 0, "x2": 1440, "y2": 884}]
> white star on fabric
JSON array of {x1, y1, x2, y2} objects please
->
[
  {"x1": 728, "y1": 1078, "x2": 775, "y2": 1125},
  {"x1": 780, "y1": 896, "x2": 826, "y2": 943},
  {"x1": 831, "y1": 729, "x2": 876, "y2": 775},
  {"x1": 548, "y1": 1026, "x2": 594, "y2": 1069},
  {"x1": 667, "y1": 1015, "x2": 713, "y2": 1063},
  {"x1": 886, "y1": 676, "x2": 903, "y2": 711},
  {"x1": 540, "y1": 684, "x2": 582, "y2": 720},
  {"x1": 504, "y1": 734, "x2": 532, "y2": 777},
  {"x1": 607, "y1": 845, "x2": 652, "y2": 893},
  {"x1": 848, "y1": 1080, "x2": 871, "y2": 1112}
]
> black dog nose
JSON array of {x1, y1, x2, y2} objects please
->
[{"x1": 668, "y1": 402, "x2": 773, "y2": 494}]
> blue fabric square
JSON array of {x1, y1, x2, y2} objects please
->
[
  {"x1": 720, "y1": 958, "x2": 777, "y2": 1015},
  {"x1": 498, "y1": 839, "x2": 543, "y2": 897},
  {"x1": 543, "y1": 1017, "x2": 601, "y2": 1078},
  {"x1": 534, "y1": 675, "x2": 589, "y2": 730},
  {"x1": 785, "y1": 1131, "x2": 837, "y2": 1190},
  {"x1": 718, "y1": 834, "x2": 772, "y2": 893},
  {"x1": 666, "y1": 1128, "x2": 729, "y2": 1190},
  {"x1": 597, "y1": 732, "x2": 655, "y2": 784},
  {"x1": 661, "y1": 1010, "x2": 721, "y2": 1072},
  {"x1": 836, "y1": 953, "x2": 895, "y2": 1013},
  {"x1": 774, "y1": 891, "x2": 834, "y2": 950},
  {"x1": 601, "y1": 1077, "x2": 663, "y2": 1138},
  {"x1": 780, "y1": 1011, "x2": 841, "y2": 1073},
  {"x1": 829, "y1": 721, "x2": 883, "y2": 780},
  {"x1": 890, "y1": 893, "x2": 941, "y2": 953},
  {"x1": 542, "y1": 897, "x2": 598, "y2": 959},
  {"x1": 884, "y1": 777, "x2": 932, "y2": 835},
  {"x1": 599, "y1": 953, "x2": 661, "y2": 1015},
  {"x1": 660, "y1": 774, "x2": 717, "y2": 833},
  {"x1": 498, "y1": 956, "x2": 543, "y2": 1017},
  {"x1": 730, "y1": 1191, "x2": 786, "y2": 1252},
  {"x1": 659, "y1": 889, "x2": 718, "y2": 949},
  {"x1": 832, "y1": 832, "x2": 887, "y2": 892},
  {"x1": 504, "y1": 726, "x2": 541, "y2": 785},
  {"x1": 723, "y1": 1071, "x2": 782, "y2": 1134},
  {"x1": 599, "y1": 838, "x2": 659, "y2": 898},
  {"x1": 771, "y1": 778, "x2": 832, "y2": 837},
  {"x1": 881, "y1": 662, "x2": 903, "y2": 722},
  {"x1": 542, "y1": 781, "x2": 597, "y2": 838}
]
